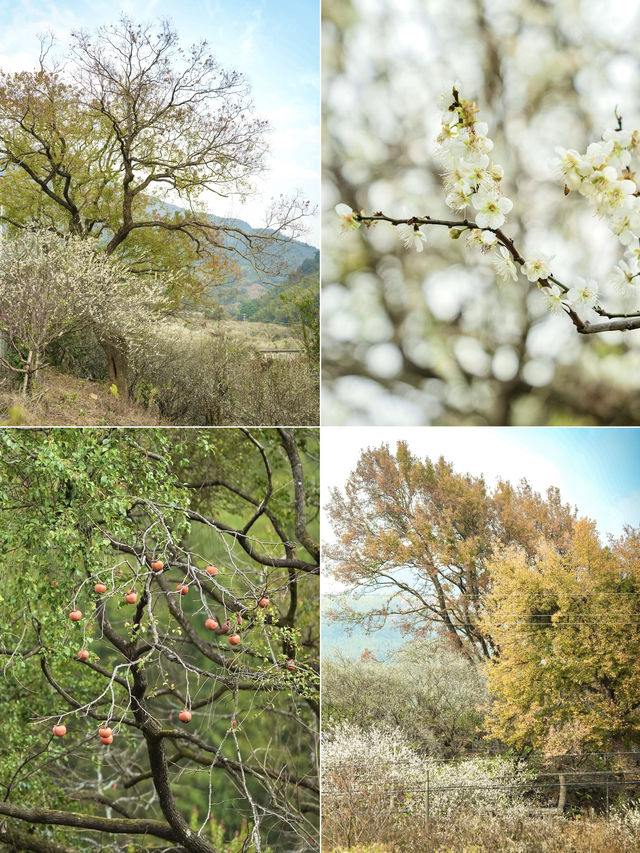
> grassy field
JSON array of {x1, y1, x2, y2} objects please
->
[
  {"x1": 324, "y1": 811, "x2": 640, "y2": 853},
  {"x1": 0, "y1": 367, "x2": 165, "y2": 426},
  {"x1": 173, "y1": 315, "x2": 301, "y2": 352}
]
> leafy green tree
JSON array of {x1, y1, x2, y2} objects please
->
[
  {"x1": 0, "y1": 428, "x2": 319, "y2": 852},
  {"x1": 482, "y1": 520, "x2": 640, "y2": 748},
  {"x1": 480, "y1": 520, "x2": 640, "y2": 811}
]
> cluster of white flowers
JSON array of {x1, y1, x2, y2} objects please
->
[
  {"x1": 334, "y1": 202, "x2": 361, "y2": 230},
  {"x1": 335, "y1": 88, "x2": 640, "y2": 322},
  {"x1": 557, "y1": 128, "x2": 640, "y2": 298},
  {"x1": 322, "y1": 722, "x2": 533, "y2": 821},
  {"x1": 436, "y1": 89, "x2": 512, "y2": 230}
]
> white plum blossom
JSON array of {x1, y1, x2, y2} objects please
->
[
  {"x1": 436, "y1": 88, "x2": 508, "y2": 221},
  {"x1": 544, "y1": 285, "x2": 565, "y2": 314},
  {"x1": 472, "y1": 121, "x2": 494, "y2": 153},
  {"x1": 555, "y1": 148, "x2": 588, "y2": 190},
  {"x1": 472, "y1": 188, "x2": 513, "y2": 229},
  {"x1": 397, "y1": 224, "x2": 426, "y2": 252},
  {"x1": 602, "y1": 175, "x2": 637, "y2": 210},
  {"x1": 335, "y1": 203, "x2": 360, "y2": 230},
  {"x1": 611, "y1": 200, "x2": 640, "y2": 246},
  {"x1": 446, "y1": 186, "x2": 474, "y2": 211},
  {"x1": 567, "y1": 277, "x2": 599, "y2": 309},
  {"x1": 522, "y1": 256, "x2": 552, "y2": 282},
  {"x1": 444, "y1": 158, "x2": 490, "y2": 196},
  {"x1": 492, "y1": 246, "x2": 518, "y2": 282},
  {"x1": 555, "y1": 124, "x2": 640, "y2": 312},
  {"x1": 608, "y1": 258, "x2": 639, "y2": 292},
  {"x1": 466, "y1": 228, "x2": 498, "y2": 250},
  {"x1": 602, "y1": 128, "x2": 633, "y2": 170},
  {"x1": 338, "y1": 86, "x2": 640, "y2": 324}
]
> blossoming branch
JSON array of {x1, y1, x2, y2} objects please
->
[{"x1": 336, "y1": 87, "x2": 640, "y2": 335}]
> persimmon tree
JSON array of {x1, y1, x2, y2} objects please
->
[
  {"x1": 325, "y1": 441, "x2": 575, "y2": 660},
  {"x1": 0, "y1": 16, "x2": 310, "y2": 395},
  {"x1": 0, "y1": 427, "x2": 319, "y2": 852}
]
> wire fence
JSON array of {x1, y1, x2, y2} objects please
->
[{"x1": 322, "y1": 752, "x2": 640, "y2": 824}]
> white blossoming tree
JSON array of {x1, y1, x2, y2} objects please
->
[{"x1": 0, "y1": 230, "x2": 176, "y2": 394}]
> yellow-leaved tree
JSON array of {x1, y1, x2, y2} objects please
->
[{"x1": 481, "y1": 520, "x2": 640, "y2": 811}]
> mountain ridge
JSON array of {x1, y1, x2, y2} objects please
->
[{"x1": 153, "y1": 200, "x2": 318, "y2": 310}]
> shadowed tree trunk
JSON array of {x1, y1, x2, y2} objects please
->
[{"x1": 102, "y1": 340, "x2": 129, "y2": 398}]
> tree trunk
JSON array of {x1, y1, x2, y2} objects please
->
[
  {"x1": 21, "y1": 349, "x2": 38, "y2": 396},
  {"x1": 557, "y1": 772, "x2": 567, "y2": 815},
  {"x1": 102, "y1": 341, "x2": 129, "y2": 399}
]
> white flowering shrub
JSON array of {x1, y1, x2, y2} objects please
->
[
  {"x1": 337, "y1": 86, "x2": 640, "y2": 336},
  {"x1": 322, "y1": 644, "x2": 488, "y2": 757},
  {"x1": 0, "y1": 230, "x2": 174, "y2": 392},
  {"x1": 322, "y1": 723, "x2": 426, "y2": 849},
  {"x1": 322, "y1": 722, "x2": 426, "y2": 790},
  {"x1": 322, "y1": 721, "x2": 535, "y2": 850},
  {"x1": 323, "y1": 721, "x2": 532, "y2": 817},
  {"x1": 610, "y1": 804, "x2": 640, "y2": 835},
  {"x1": 425, "y1": 756, "x2": 534, "y2": 819}
]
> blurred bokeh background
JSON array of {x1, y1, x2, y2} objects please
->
[{"x1": 323, "y1": 0, "x2": 640, "y2": 424}]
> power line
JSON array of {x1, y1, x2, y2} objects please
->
[{"x1": 326, "y1": 750, "x2": 640, "y2": 766}]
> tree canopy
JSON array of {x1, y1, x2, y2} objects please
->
[
  {"x1": 0, "y1": 427, "x2": 319, "y2": 852},
  {"x1": 325, "y1": 441, "x2": 576, "y2": 660},
  {"x1": 481, "y1": 520, "x2": 640, "y2": 755}
]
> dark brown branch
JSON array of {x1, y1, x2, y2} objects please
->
[
  {"x1": 0, "y1": 801, "x2": 178, "y2": 842},
  {"x1": 0, "y1": 824, "x2": 75, "y2": 853},
  {"x1": 355, "y1": 211, "x2": 640, "y2": 334},
  {"x1": 277, "y1": 429, "x2": 320, "y2": 562}
]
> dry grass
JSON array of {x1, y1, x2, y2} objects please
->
[
  {"x1": 131, "y1": 332, "x2": 318, "y2": 425},
  {"x1": 0, "y1": 367, "x2": 164, "y2": 426},
  {"x1": 323, "y1": 811, "x2": 640, "y2": 853},
  {"x1": 0, "y1": 317, "x2": 318, "y2": 425},
  {"x1": 169, "y1": 315, "x2": 300, "y2": 352}
]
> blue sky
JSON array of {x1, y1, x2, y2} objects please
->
[
  {"x1": 322, "y1": 427, "x2": 640, "y2": 592},
  {"x1": 0, "y1": 0, "x2": 319, "y2": 245}
]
